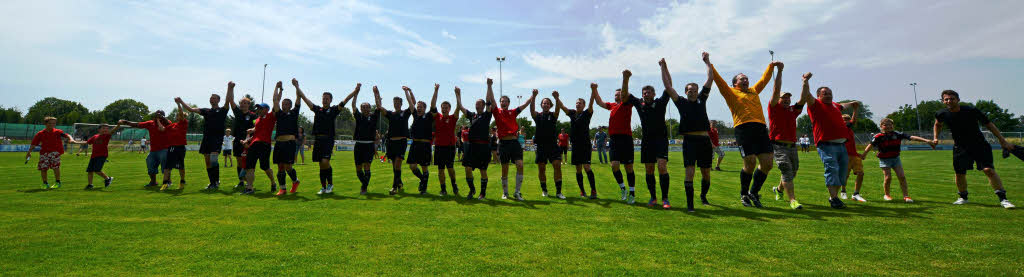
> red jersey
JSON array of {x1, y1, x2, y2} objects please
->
[
  {"x1": 806, "y1": 99, "x2": 846, "y2": 146},
  {"x1": 167, "y1": 119, "x2": 189, "y2": 146},
  {"x1": 252, "y1": 112, "x2": 276, "y2": 144},
  {"x1": 492, "y1": 107, "x2": 521, "y2": 138},
  {"x1": 137, "y1": 120, "x2": 170, "y2": 152},
  {"x1": 768, "y1": 103, "x2": 802, "y2": 143},
  {"x1": 557, "y1": 133, "x2": 569, "y2": 147},
  {"x1": 709, "y1": 127, "x2": 720, "y2": 147},
  {"x1": 87, "y1": 133, "x2": 111, "y2": 158},
  {"x1": 843, "y1": 120, "x2": 858, "y2": 156},
  {"x1": 461, "y1": 129, "x2": 469, "y2": 142},
  {"x1": 31, "y1": 128, "x2": 66, "y2": 154},
  {"x1": 606, "y1": 102, "x2": 633, "y2": 136},
  {"x1": 434, "y1": 113, "x2": 457, "y2": 146}
]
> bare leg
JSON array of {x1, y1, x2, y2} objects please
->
[{"x1": 882, "y1": 168, "x2": 893, "y2": 197}]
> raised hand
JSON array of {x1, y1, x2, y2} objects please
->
[
  {"x1": 773, "y1": 61, "x2": 784, "y2": 71},
  {"x1": 486, "y1": 78, "x2": 493, "y2": 86},
  {"x1": 802, "y1": 72, "x2": 813, "y2": 81},
  {"x1": 658, "y1": 58, "x2": 666, "y2": 67},
  {"x1": 532, "y1": 89, "x2": 539, "y2": 96},
  {"x1": 372, "y1": 86, "x2": 380, "y2": 94},
  {"x1": 622, "y1": 70, "x2": 631, "y2": 78},
  {"x1": 227, "y1": 81, "x2": 235, "y2": 89},
  {"x1": 434, "y1": 83, "x2": 440, "y2": 90},
  {"x1": 354, "y1": 83, "x2": 362, "y2": 92},
  {"x1": 702, "y1": 52, "x2": 710, "y2": 65},
  {"x1": 402, "y1": 86, "x2": 410, "y2": 92},
  {"x1": 454, "y1": 86, "x2": 461, "y2": 96},
  {"x1": 552, "y1": 90, "x2": 559, "y2": 98},
  {"x1": 590, "y1": 83, "x2": 598, "y2": 90}
]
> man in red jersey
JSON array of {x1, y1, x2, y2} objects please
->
[
  {"x1": 433, "y1": 86, "x2": 461, "y2": 197},
  {"x1": 800, "y1": 72, "x2": 861, "y2": 209},
  {"x1": 593, "y1": 70, "x2": 638, "y2": 204},
  {"x1": 27, "y1": 116, "x2": 76, "y2": 189},
  {"x1": 240, "y1": 85, "x2": 282, "y2": 195},
  {"x1": 162, "y1": 102, "x2": 190, "y2": 191},
  {"x1": 766, "y1": 61, "x2": 807, "y2": 209},
  {"x1": 489, "y1": 81, "x2": 535, "y2": 200},
  {"x1": 120, "y1": 110, "x2": 172, "y2": 188}
]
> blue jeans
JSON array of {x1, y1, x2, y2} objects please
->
[
  {"x1": 816, "y1": 143, "x2": 849, "y2": 187},
  {"x1": 597, "y1": 145, "x2": 608, "y2": 163},
  {"x1": 146, "y1": 149, "x2": 169, "y2": 175}
]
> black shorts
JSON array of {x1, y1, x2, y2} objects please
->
[
  {"x1": 498, "y1": 139, "x2": 524, "y2": 163},
  {"x1": 232, "y1": 139, "x2": 246, "y2": 157},
  {"x1": 199, "y1": 137, "x2": 222, "y2": 154},
  {"x1": 953, "y1": 144, "x2": 994, "y2": 174},
  {"x1": 434, "y1": 145, "x2": 455, "y2": 168},
  {"x1": 462, "y1": 143, "x2": 491, "y2": 170},
  {"x1": 640, "y1": 139, "x2": 669, "y2": 164},
  {"x1": 353, "y1": 143, "x2": 375, "y2": 165},
  {"x1": 535, "y1": 143, "x2": 562, "y2": 164},
  {"x1": 571, "y1": 141, "x2": 592, "y2": 165},
  {"x1": 561, "y1": 146, "x2": 568, "y2": 155},
  {"x1": 245, "y1": 142, "x2": 271, "y2": 170},
  {"x1": 735, "y1": 122, "x2": 773, "y2": 157},
  {"x1": 273, "y1": 140, "x2": 297, "y2": 164},
  {"x1": 222, "y1": 149, "x2": 232, "y2": 156},
  {"x1": 457, "y1": 144, "x2": 464, "y2": 154},
  {"x1": 609, "y1": 134, "x2": 634, "y2": 164},
  {"x1": 682, "y1": 135, "x2": 713, "y2": 168},
  {"x1": 387, "y1": 139, "x2": 408, "y2": 159},
  {"x1": 166, "y1": 145, "x2": 186, "y2": 170},
  {"x1": 406, "y1": 141, "x2": 432, "y2": 166},
  {"x1": 312, "y1": 137, "x2": 334, "y2": 161},
  {"x1": 86, "y1": 156, "x2": 107, "y2": 172}
]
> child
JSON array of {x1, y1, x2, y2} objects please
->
[
  {"x1": 73, "y1": 124, "x2": 120, "y2": 189},
  {"x1": 26, "y1": 117, "x2": 76, "y2": 189},
  {"x1": 222, "y1": 129, "x2": 234, "y2": 168},
  {"x1": 860, "y1": 118, "x2": 935, "y2": 202}
]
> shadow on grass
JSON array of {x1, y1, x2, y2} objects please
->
[
  {"x1": 18, "y1": 188, "x2": 50, "y2": 193},
  {"x1": 679, "y1": 200, "x2": 937, "y2": 222}
]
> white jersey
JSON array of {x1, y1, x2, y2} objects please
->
[
  {"x1": 140, "y1": 138, "x2": 147, "y2": 145},
  {"x1": 223, "y1": 135, "x2": 235, "y2": 150}
]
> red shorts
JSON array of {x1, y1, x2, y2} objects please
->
[{"x1": 37, "y1": 152, "x2": 61, "y2": 170}]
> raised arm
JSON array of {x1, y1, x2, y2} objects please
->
[
  {"x1": 297, "y1": 85, "x2": 317, "y2": 112},
  {"x1": 553, "y1": 90, "x2": 570, "y2": 114},
  {"x1": 403, "y1": 86, "x2": 416, "y2": 109},
  {"x1": 272, "y1": 81, "x2": 283, "y2": 113},
  {"x1": 373, "y1": 86, "x2": 386, "y2": 113},
  {"x1": 517, "y1": 91, "x2": 535, "y2": 112},
  {"x1": 800, "y1": 72, "x2": 814, "y2": 106},
  {"x1": 350, "y1": 88, "x2": 359, "y2": 113},
  {"x1": 587, "y1": 85, "x2": 596, "y2": 113},
  {"x1": 592, "y1": 85, "x2": 609, "y2": 110},
  {"x1": 621, "y1": 69, "x2": 631, "y2": 101},
  {"x1": 769, "y1": 62, "x2": 784, "y2": 107},
  {"x1": 175, "y1": 97, "x2": 201, "y2": 113},
  {"x1": 659, "y1": 58, "x2": 681, "y2": 102},
  {"x1": 486, "y1": 78, "x2": 497, "y2": 112},
  {"x1": 551, "y1": 91, "x2": 562, "y2": 119},
  {"x1": 454, "y1": 86, "x2": 469, "y2": 115},
  {"x1": 704, "y1": 52, "x2": 732, "y2": 98},
  {"x1": 430, "y1": 83, "x2": 439, "y2": 112},
  {"x1": 752, "y1": 62, "x2": 777, "y2": 93},
  {"x1": 843, "y1": 101, "x2": 860, "y2": 123},
  {"x1": 225, "y1": 81, "x2": 238, "y2": 111},
  {"x1": 338, "y1": 83, "x2": 360, "y2": 109},
  {"x1": 529, "y1": 89, "x2": 539, "y2": 117}
]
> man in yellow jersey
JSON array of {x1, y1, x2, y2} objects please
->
[{"x1": 703, "y1": 51, "x2": 782, "y2": 208}]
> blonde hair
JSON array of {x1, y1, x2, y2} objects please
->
[
  {"x1": 880, "y1": 118, "x2": 894, "y2": 126},
  {"x1": 43, "y1": 116, "x2": 57, "y2": 124}
]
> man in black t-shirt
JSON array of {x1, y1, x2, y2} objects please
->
[
  {"x1": 933, "y1": 90, "x2": 1015, "y2": 209},
  {"x1": 532, "y1": 89, "x2": 564, "y2": 199},
  {"x1": 227, "y1": 83, "x2": 257, "y2": 190},
  {"x1": 298, "y1": 83, "x2": 359, "y2": 195},
  {"x1": 376, "y1": 86, "x2": 415, "y2": 195},
  {"x1": 175, "y1": 81, "x2": 232, "y2": 190},
  {"x1": 554, "y1": 84, "x2": 597, "y2": 199},
  {"x1": 630, "y1": 79, "x2": 672, "y2": 209},
  {"x1": 663, "y1": 58, "x2": 714, "y2": 211},
  {"x1": 455, "y1": 80, "x2": 494, "y2": 200},
  {"x1": 405, "y1": 85, "x2": 440, "y2": 195},
  {"x1": 351, "y1": 87, "x2": 380, "y2": 195},
  {"x1": 267, "y1": 79, "x2": 304, "y2": 196}
]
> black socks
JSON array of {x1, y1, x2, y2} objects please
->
[
  {"x1": 659, "y1": 174, "x2": 669, "y2": 201},
  {"x1": 555, "y1": 180, "x2": 562, "y2": 195},
  {"x1": 586, "y1": 171, "x2": 596, "y2": 194},
  {"x1": 685, "y1": 181, "x2": 695, "y2": 210},
  {"x1": 613, "y1": 170, "x2": 624, "y2": 185},
  {"x1": 740, "y1": 171, "x2": 752, "y2": 197},
  {"x1": 480, "y1": 178, "x2": 488, "y2": 195},
  {"x1": 751, "y1": 170, "x2": 768, "y2": 196},
  {"x1": 646, "y1": 174, "x2": 657, "y2": 200},
  {"x1": 287, "y1": 169, "x2": 298, "y2": 182},
  {"x1": 700, "y1": 179, "x2": 710, "y2": 199},
  {"x1": 276, "y1": 172, "x2": 286, "y2": 188},
  {"x1": 626, "y1": 172, "x2": 636, "y2": 196},
  {"x1": 958, "y1": 190, "x2": 968, "y2": 200},
  {"x1": 996, "y1": 190, "x2": 1007, "y2": 201},
  {"x1": 576, "y1": 172, "x2": 585, "y2": 193}
]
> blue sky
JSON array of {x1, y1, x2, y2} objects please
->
[{"x1": 2, "y1": 0, "x2": 1022, "y2": 127}]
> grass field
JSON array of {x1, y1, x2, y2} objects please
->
[{"x1": 1, "y1": 149, "x2": 1022, "y2": 276}]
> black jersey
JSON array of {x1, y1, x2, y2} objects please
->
[
  {"x1": 311, "y1": 104, "x2": 342, "y2": 138},
  {"x1": 275, "y1": 103, "x2": 302, "y2": 137},
  {"x1": 385, "y1": 108, "x2": 413, "y2": 138},
  {"x1": 465, "y1": 103, "x2": 493, "y2": 142},
  {"x1": 533, "y1": 111, "x2": 558, "y2": 145},
  {"x1": 199, "y1": 107, "x2": 228, "y2": 138},
  {"x1": 231, "y1": 107, "x2": 256, "y2": 139},
  {"x1": 410, "y1": 108, "x2": 436, "y2": 140},
  {"x1": 353, "y1": 111, "x2": 380, "y2": 141},
  {"x1": 673, "y1": 86, "x2": 711, "y2": 133},
  {"x1": 566, "y1": 109, "x2": 592, "y2": 143},
  {"x1": 630, "y1": 92, "x2": 670, "y2": 139}
]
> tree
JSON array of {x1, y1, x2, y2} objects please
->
[
  {"x1": 797, "y1": 115, "x2": 812, "y2": 136},
  {"x1": 102, "y1": 99, "x2": 150, "y2": 123},
  {"x1": 0, "y1": 106, "x2": 23, "y2": 123},
  {"x1": 335, "y1": 106, "x2": 355, "y2": 136},
  {"x1": 517, "y1": 117, "x2": 534, "y2": 138},
  {"x1": 665, "y1": 118, "x2": 680, "y2": 139},
  {"x1": 884, "y1": 100, "x2": 945, "y2": 133},
  {"x1": 632, "y1": 125, "x2": 643, "y2": 139},
  {"x1": 25, "y1": 97, "x2": 89, "y2": 124},
  {"x1": 972, "y1": 100, "x2": 1017, "y2": 132},
  {"x1": 170, "y1": 103, "x2": 204, "y2": 133}
]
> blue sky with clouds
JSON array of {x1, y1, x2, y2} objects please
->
[{"x1": 2, "y1": 0, "x2": 1022, "y2": 127}]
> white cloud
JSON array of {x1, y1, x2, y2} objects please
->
[
  {"x1": 515, "y1": 76, "x2": 574, "y2": 89},
  {"x1": 442, "y1": 30, "x2": 457, "y2": 40}
]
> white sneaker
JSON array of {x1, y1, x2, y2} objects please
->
[
  {"x1": 501, "y1": 194, "x2": 509, "y2": 200},
  {"x1": 840, "y1": 192, "x2": 848, "y2": 199},
  {"x1": 1001, "y1": 200, "x2": 1016, "y2": 209},
  {"x1": 883, "y1": 195, "x2": 893, "y2": 201},
  {"x1": 851, "y1": 194, "x2": 867, "y2": 202},
  {"x1": 556, "y1": 193, "x2": 566, "y2": 200},
  {"x1": 317, "y1": 188, "x2": 325, "y2": 195},
  {"x1": 325, "y1": 184, "x2": 334, "y2": 194},
  {"x1": 953, "y1": 198, "x2": 968, "y2": 205},
  {"x1": 541, "y1": 191, "x2": 549, "y2": 197},
  {"x1": 620, "y1": 187, "x2": 628, "y2": 200}
]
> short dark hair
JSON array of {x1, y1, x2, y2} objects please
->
[
  {"x1": 393, "y1": 97, "x2": 402, "y2": 101},
  {"x1": 641, "y1": 85, "x2": 655, "y2": 93},
  {"x1": 500, "y1": 95, "x2": 510, "y2": 102},
  {"x1": 323, "y1": 92, "x2": 333, "y2": 99},
  {"x1": 732, "y1": 73, "x2": 744, "y2": 86},
  {"x1": 941, "y1": 90, "x2": 959, "y2": 100},
  {"x1": 816, "y1": 86, "x2": 831, "y2": 95},
  {"x1": 685, "y1": 83, "x2": 699, "y2": 91}
]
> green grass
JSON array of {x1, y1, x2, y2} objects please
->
[{"x1": 0, "y1": 149, "x2": 1021, "y2": 276}]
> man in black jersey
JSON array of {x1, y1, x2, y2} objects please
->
[
  {"x1": 405, "y1": 84, "x2": 439, "y2": 195},
  {"x1": 227, "y1": 83, "x2": 256, "y2": 190},
  {"x1": 532, "y1": 89, "x2": 565, "y2": 199},
  {"x1": 376, "y1": 86, "x2": 414, "y2": 195},
  {"x1": 298, "y1": 83, "x2": 359, "y2": 195},
  {"x1": 629, "y1": 66, "x2": 672, "y2": 209},
  {"x1": 554, "y1": 85, "x2": 597, "y2": 199},
  {"x1": 932, "y1": 90, "x2": 1015, "y2": 209},
  {"x1": 175, "y1": 81, "x2": 232, "y2": 190},
  {"x1": 267, "y1": 79, "x2": 303, "y2": 196},
  {"x1": 662, "y1": 58, "x2": 714, "y2": 212},
  {"x1": 351, "y1": 86, "x2": 380, "y2": 195},
  {"x1": 455, "y1": 80, "x2": 494, "y2": 200}
]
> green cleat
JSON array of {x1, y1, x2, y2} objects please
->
[
  {"x1": 790, "y1": 200, "x2": 804, "y2": 210},
  {"x1": 51, "y1": 182, "x2": 61, "y2": 189},
  {"x1": 41, "y1": 183, "x2": 49, "y2": 189},
  {"x1": 773, "y1": 186, "x2": 783, "y2": 201}
]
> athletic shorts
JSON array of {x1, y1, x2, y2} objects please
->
[
  {"x1": 232, "y1": 139, "x2": 246, "y2": 157},
  {"x1": 273, "y1": 140, "x2": 297, "y2": 164},
  {"x1": 535, "y1": 143, "x2": 561, "y2": 164},
  {"x1": 406, "y1": 141, "x2": 432, "y2": 166},
  {"x1": 879, "y1": 156, "x2": 902, "y2": 168},
  {"x1": 199, "y1": 136, "x2": 222, "y2": 154},
  {"x1": 735, "y1": 122, "x2": 773, "y2": 157},
  {"x1": 640, "y1": 138, "x2": 669, "y2": 164},
  {"x1": 434, "y1": 145, "x2": 456, "y2": 168},
  {"x1": 387, "y1": 139, "x2": 408, "y2": 159},
  {"x1": 245, "y1": 142, "x2": 271, "y2": 170},
  {"x1": 353, "y1": 142, "x2": 375, "y2": 165},
  {"x1": 462, "y1": 143, "x2": 491, "y2": 170},
  {"x1": 37, "y1": 151, "x2": 61, "y2": 170},
  {"x1": 498, "y1": 139, "x2": 524, "y2": 164},
  {"x1": 683, "y1": 135, "x2": 713, "y2": 168},
  {"x1": 312, "y1": 137, "x2": 334, "y2": 161},
  {"x1": 561, "y1": 146, "x2": 568, "y2": 155},
  {"x1": 608, "y1": 134, "x2": 634, "y2": 164},
  {"x1": 222, "y1": 149, "x2": 232, "y2": 156},
  {"x1": 146, "y1": 149, "x2": 168, "y2": 175},
  {"x1": 713, "y1": 146, "x2": 725, "y2": 158},
  {"x1": 167, "y1": 145, "x2": 186, "y2": 170},
  {"x1": 848, "y1": 155, "x2": 864, "y2": 175},
  {"x1": 86, "y1": 156, "x2": 107, "y2": 172},
  {"x1": 457, "y1": 144, "x2": 464, "y2": 154},
  {"x1": 571, "y1": 141, "x2": 592, "y2": 165},
  {"x1": 953, "y1": 144, "x2": 994, "y2": 174},
  {"x1": 772, "y1": 142, "x2": 800, "y2": 182}
]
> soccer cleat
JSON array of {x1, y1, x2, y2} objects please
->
[
  {"x1": 662, "y1": 200, "x2": 671, "y2": 210},
  {"x1": 829, "y1": 197, "x2": 846, "y2": 209},
  {"x1": 466, "y1": 189, "x2": 475, "y2": 200},
  {"x1": 790, "y1": 200, "x2": 803, "y2": 210},
  {"x1": 389, "y1": 188, "x2": 398, "y2": 195},
  {"x1": 85, "y1": 184, "x2": 94, "y2": 190},
  {"x1": 773, "y1": 186, "x2": 783, "y2": 201},
  {"x1": 52, "y1": 182, "x2": 62, "y2": 189},
  {"x1": 589, "y1": 192, "x2": 597, "y2": 200},
  {"x1": 270, "y1": 184, "x2": 278, "y2": 192},
  {"x1": 290, "y1": 181, "x2": 299, "y2": 193},
  {"x1": 750, "y1": 194, "x2": 763, "y2": 208},
  {"x1": 439, "y1": 190, "x2": 447, "y2": 197},
  {"x1": 104, "y1": 177, "x2": 113, "y2": 188},
  {"x1": 159, "y1": 184, "x2": 169, "y2": 191},
  {"x1": 953, "y1": 198, "x2": 968, "y2": 205},
  {"x1": 580, "y1": 192, "x2": 587, "y2": 198},
  {"x1": 325, "y1": 184, "x2": 334, "y2": 194},
  {"x1": 626, "y1": 194, "x2": 635, "y2": 204},
  {"x1": 514, "y1": 192, "x2": 524, "y2": 201},
  {"x1": 241, "y1": 188, "x2": 255, "y2": 195},
  {"x1": 648, "y1": 199, "x2": 657, "y2": 207},
  {"x1": 620, "y1": 188, "x2": 628, "y2": 201},
  {"x1": 904, "y1": 197, "x2": 914, "y2": 203},
  {"x1": 556, "y1": 193, "x2": 566, "y2": 200},
  {"x1": 852, "y1": 194, "x2": 867, "y2": 202},
  {"x1": 478, "y1": 193, "x2": 486, "y2": 200},
  {"x1": 317, "y1": 188, "x2": 325, "y2": 195},
  {"x1": 235, "y1": 181, "x2": 245, "y2": 189},
  {"x1": 205, "y1": 184, "x2": 216, "y2": 190},
  {"x1": 840, "y1": 192, "x2": 848, "y2": 199},
  {"x1": 360, "y1": 189, "x2": 367, "y2": 195},
  {"x1": 1000, "y1": 200, "x2": 1015, "y2": 209},
  {"x1": 741, "y1": 195, "x2": 753, "y2": 207},
  {"x1": 276, "y1": 189, "x2": 286, "y2": 196},
  {"x1": 541, "y1": 191, "x2": 549, "y2": 198},
  {"x1": 501, "y1": 194, "x2": 509, "y2": 200},
  {"x1": 715, "y1": 166, "x2": 722, "y2": 171},
  {"x1": 41, "y1": 183, "x2": 49, "y2": 189},
  {"x1": 883, "y1": 195, "x2": 894, "y2": 201},
  {"x1": 144, "y1": 182, "x2": 158, "y2": 188},
  {"x1": 701, "y1": 196, "x2": 710, "y2": 206}
]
